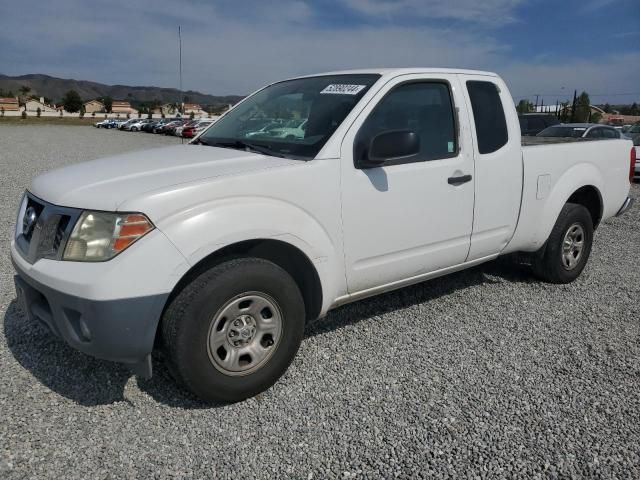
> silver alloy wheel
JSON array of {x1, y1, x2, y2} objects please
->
[
  {"x1": 561, "y1": 223, "x2": 585, "y2": 270},
  {"x1": 207, "y1": 292, "x2": 283, "y2": 376}
]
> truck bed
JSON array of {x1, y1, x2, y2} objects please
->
[{"x1": 521, "y1": 136, "x2": 600, "y2": 146}]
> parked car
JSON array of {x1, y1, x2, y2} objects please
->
[
  {"x1": 537, "y1": 123, "x2": 623, "y2": 139},
  {"x1": 518, "y1": 114, "x2": 560, "y2": 136},
  {"x1": 153, "y1": 119, "x2": 178, "y2": 134},
  {"x1": 174, "y1": 120, "x2": 198, "y2": 137},
  {"x1": 11, "y1": 68, "x2": 634, "y2": 403},
  {"x1": 164, "y1": 119, "x2": 189, "y2": 136},
  {"x1": 626, "y1": 125, "x2": 640, "y2": 181},
  {"x1": 95, "y1": 119, "x2": 117, "y2": 129},
  {"x1": 118, "y1": 118, "x2": 139, "y2": 130},
  {"x1": 157, "y1": 120, "x2": 183, "y2": 135},
  {"x1": 126, "y1": 119, "x2": 155, "y2": 132},
  {"x1": 142, "y1": 120, "x2": 164, "y2": 133},
  {"x1": 182, "y1": 120, "x2": 213, "y2": 138}
]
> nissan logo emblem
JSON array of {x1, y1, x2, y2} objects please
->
[{"x1": 23, "y1": 206, "x2": 38, "y2": 235}]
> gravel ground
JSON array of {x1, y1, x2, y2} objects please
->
[{"x1": 1, "y1": 125, "x2": 639, "y2": 479}]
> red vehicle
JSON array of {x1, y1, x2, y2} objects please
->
[{"x1": 182, "y1": 120, "x2": 213, "y2": 138}]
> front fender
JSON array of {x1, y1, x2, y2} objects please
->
[{"x1": 156, "y1": 196, "x2": 342, "y2": 314}]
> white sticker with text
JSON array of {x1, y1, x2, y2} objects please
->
[{"x1": 320, "y1": 84, "x2": 366, "y2": 95}]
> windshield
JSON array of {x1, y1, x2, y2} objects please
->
[
  {"x1": 198, "y1": 74, "x2": 380, "y2": 159},
  {"x1": 537, "y1": 126, "x2": 586, "y2": 138}
]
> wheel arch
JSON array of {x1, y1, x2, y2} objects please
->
[
  {"x1": 566, "y1": 185, "x2": 603, "y2": 229},
  {"x1": 160, "y1": 238, "x2": 324, "y2": 330}
]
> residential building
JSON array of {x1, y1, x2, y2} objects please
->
[
  {"x1": 111, "y1": 101, "x2": 137, "y2": 114},
  {"x1": 25, "y1": 97, "x2": 57, "y2": 113},
  {"x1": 84, "y1": 99, "x2": 105, "y2": 113},
  {"x1": 0, "y1": 97, "x2": 20, "y2": 112},
  {"x1": 183, "y1": 103, "x2": 206, "y2": 115}
]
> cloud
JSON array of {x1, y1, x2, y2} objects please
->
[
  {"x1": 344, "y1": 0, "x2": 527, "y2": 25},
  {"x1": 0, "y1": 0, "x2": 638, "y2": 104},
  {"x1": 499, "y1": 52, "x2": 640, "y2": 103}
]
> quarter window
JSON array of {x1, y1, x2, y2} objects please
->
[
  {"x1": 355, "y1": 81, "x2": 458, "y2": 165},
  {"x1": 466, "y1": 81, "x2": 508, "y2": 154}
]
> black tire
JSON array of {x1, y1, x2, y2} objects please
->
[
  {"x1": 161, "y1": 257, "x2": 305, "y2": 403},
  {"x1": 532, "y1": 203, "x2": 593, "y2": 283}
]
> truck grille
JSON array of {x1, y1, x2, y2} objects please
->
[{"x1": 15, "y1": 193, "x2": 81, "y2": 264}]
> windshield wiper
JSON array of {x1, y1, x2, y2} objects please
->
[{"x1": 204, "y1": 139, "x2": 286, "y2": 158}]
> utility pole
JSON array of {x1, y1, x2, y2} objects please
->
[{"x1": 178, "y1": 25, "x2": 183, "y2": 115}]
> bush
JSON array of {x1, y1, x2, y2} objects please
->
[
  {"x1": 36, "y1": 107, "x2": 41, "y2": 118},
  {"x1": 21, "y1": 111, "x2": 27, "y2": 119},
  {"x1": 126, "y1": 113, "x2": 130, "y2": 119},
  {"x1": 59, "y1": 109, "x2": 63, "y2": 117},
  {"x1": 92, "y1": 112, "x2": 96, "y2": 117},
  {"x1": 1, "y1": 107, "x2": 4, "y2": 117}
]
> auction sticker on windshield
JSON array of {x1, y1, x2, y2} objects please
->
[{"x1": 320, "y1": 84, "x2": 367, "y2": 95}]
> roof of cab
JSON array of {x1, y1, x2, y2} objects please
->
[{"x1": 292, "y1": 67, "x2": 498, "y2": 80}]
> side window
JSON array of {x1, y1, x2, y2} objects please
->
[
  {"x1": 354, "y1": 81, "x2": 457, "y2": 165},
  {"x1": 466, "y1": 81, "x2": 508, "y2": 154},
  {"x1": 601, "y1": 128, "x2": 617, "y2": 139}
]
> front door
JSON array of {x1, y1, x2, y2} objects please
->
[{"x1": 340, "y1": 74, "x2": 476, "y2": 293}]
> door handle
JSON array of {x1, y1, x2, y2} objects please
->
[{"x1": 447, "y1": 174, "x2": 472, "y2": 186}]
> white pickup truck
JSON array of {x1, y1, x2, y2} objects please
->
[{"x1": 11, "y1": 68, "x2": 635, "y2": 402}]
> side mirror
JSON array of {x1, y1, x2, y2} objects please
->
[{"x1": 359, "y1": 130, "x2": 420, "y2": 168}]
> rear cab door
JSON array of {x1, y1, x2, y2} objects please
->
[{"x1": 457, "y1": 73, "x2": 524, "y2": 261}]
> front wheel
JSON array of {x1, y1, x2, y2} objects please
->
[
  {"x1": 161, "y1": 257, "x2": 305, "y2": 403},
  {"x1": 532, "y1": 203, "x2": 594, "y2": 283}
]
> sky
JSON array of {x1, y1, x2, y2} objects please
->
[{"x1": 1, "y1": 0, "x2": 639, "y2": 104}]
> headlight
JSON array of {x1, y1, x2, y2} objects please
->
[{"x1": 63, "y1": 211, "x2": 154, "y2": 261}]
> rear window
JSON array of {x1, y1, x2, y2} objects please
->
[{"x1": 467, "y1": 81, "x2": 508, "y2": 154}]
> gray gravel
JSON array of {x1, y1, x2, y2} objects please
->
[{"x1": 1, "y1": 125, "x2": 639, "y2": 479}]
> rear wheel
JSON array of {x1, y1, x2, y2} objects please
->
[
  {"x1": 161, "y1": 257, "x2": 305, "y2": 403},
  {"x1": 532, "y1": 203, "x2": 593, "y2": 283}
]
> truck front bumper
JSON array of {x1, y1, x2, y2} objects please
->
[
  {"x1": 13, "y1": 267, "x2": 167, "y2": 377},
  {"x1": 10, "y1": 230, "x2": 189, "y2": 378}
]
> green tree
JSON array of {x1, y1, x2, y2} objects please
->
[
  {"x1": 102, "y1": 96, "x2": 113, "y2": 113},
  {"x1": 602, "y1": 103, "x2": 612, "y2": 113},
  {"x1": 62, "y1": 90, "x2": 83, "y2": 113},
  {"x1": 516, "y1": 99, "x2": 534, "y2": 114},
  {"x1": 574, "y1": 91, "x2": 591, "y2": 122},
  {"x1": 19, "y1": 85, "x2": 31, "y2": 96}
]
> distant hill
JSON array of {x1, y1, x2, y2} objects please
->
[{"x1": 0, "y1": 73, "x2": 244, "y2": 108}]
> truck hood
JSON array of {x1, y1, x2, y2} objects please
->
[{"x1": 29, "y1": 144, "x2": 300, "y2": 211}]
